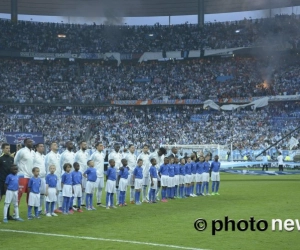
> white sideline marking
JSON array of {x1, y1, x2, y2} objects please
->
[{"x1": 0, "y1": 229, "x2": 209, "y2": 250}]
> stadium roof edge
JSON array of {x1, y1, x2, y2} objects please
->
[{"x1": 1, "y1": 0, "x2": 300, "y2": 17}]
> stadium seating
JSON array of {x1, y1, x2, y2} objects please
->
[{"x1": 0, "y1": 15, "x2": 300, "y2": 154}]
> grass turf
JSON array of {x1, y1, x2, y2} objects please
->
[{"x1": 1, "y1": 173, "x2": 299, "y2": 250}]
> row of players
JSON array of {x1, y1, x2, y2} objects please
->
[
  {"x1": 3, "y1": 153, "x2": 221, "y2": 221},
  {"x1": 1, "y1": 139, "x2": 220, "y2": 220}
]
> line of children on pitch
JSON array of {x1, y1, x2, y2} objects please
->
[
  {"x1": 2, "y1": 160, "x2": 96, "y2": 222},
  {"x1": 105, "y1": 158, "x2": 157, "y2": 208},
  {"x1": 147, "y1": 155, "x2": 220, "y2": 203},
  {"x1": 3, "y1": 155, "x2": 221, "y2": 221},
  {"x1": 105, "y1": 154, "x2": 221, "y2": 207}
]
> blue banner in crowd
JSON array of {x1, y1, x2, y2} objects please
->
[{"x1": 4, "y1": 132, "x2": 44, "y2": 145}]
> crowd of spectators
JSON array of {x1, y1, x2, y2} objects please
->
[
  {"x1": 0, "y1": 55, "x2": 299, "y2": 104},
  {"x1": 0, "y1": 14, "x2": 299, "y2": 53},
  {"x1": 1, "y1": 103, "x2": 300, "y2": 154},
  {"x1": 0, "y1": 15, "x2": 300, "y2": 156}
]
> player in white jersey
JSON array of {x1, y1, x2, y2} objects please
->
[
  {"x1": 33, "y1": 143, "x2": 46, "y2": 215},
  {"x1": 14, "y1": 138, "x2": 35, "y2": 204},
  {"x1": 45, "y1": 142, "x2": 62, "y2": 213},
  {"x1": 137, "y1": 145, "x2": 151, "y2": 202},
  {"x1": 149, "y1": 147, "x2": 167, "y2": 200},
  {"x1": 108, "y1": 143, "x2": 123, "y2": 205},
  {"x1": 74, "y1": 141, "x2": 89, "y2": 206},
  {"x1": 124, "y1": 144, "x2": 137, "y2": 204},
  {"x1": 60, "y1": 141, "x2": 75, "y2": 172},
  {"x1": 89, "y1": 142, "x2": 105, "y2": 207}
]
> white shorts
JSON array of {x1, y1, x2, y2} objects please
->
[
  {"x1": 62, "y1": 184, "x2": 72, "y2": 197},
  {"x1": 174, "y1": 175, "x2": 179, "y2": 186},
  {"x1": 150, "y1": 178, "x2": 158, "y2": 190},
  {"x1": 161, "y1": 175, "x2": 169, "y2": 187},
  {"x1": 40, "y1": 178, "x2": 46, "y2": 194},
  {"x1": 56, "y1": 178, "x2": 62, "y2": 191},
  {"x1": 46, "y1": 187, "x2": 57, "y2": 202},
  {"x1": 28, "y1": 192, "x2": 40, "y2": 207},
  {"x1": 211, "y1": 172, "x2": 220, "y2": 181},
  {"x1": 196, "y1": 173, "x2": 203, "y2": 182},
  {"x1": 202, "y1": 173, "x2": 210, "y2": 182},
  {"x1": 73, "y1": 184, "x2": 82, "y2": 198},
  {"x1": 119, "y1": 178, "x2": 128, "y2": 192},
  {"x1": 168, "y1": 176, "x2": 175, "y2": 187},
  {"x1": 85, "y1": 181, "x2": 96, "y2": 194},
  {"x1": 185, "y1": 175, "x2": 191, "y2": 184},
  {"x1": 96, "y1": 177, "x2": 104, "y2": 189},
  {"x1": 105, "y1": 180, "x2": 116, "y2": 193},
  {"x1": 134, "y1": 178, "x2": 143, "y2": 190},
  {"x1": 179, "y1": 175, "x2": 185, "y2": 185},
  {"x1": 143, "y1": 176, "x2": 149, "y2": 186},
  {"x1": 191, "y1": 174, "x2": 196, "y2": 182},
  {"x1": 128, "y1": 174, "x2": 134, "y2": 186},
  {"x1": 82, "y1": 178, "x2": 87, "y2": 188},
  {"x1": 5, "y1": 190, "x2": 18, "y2": 205}
]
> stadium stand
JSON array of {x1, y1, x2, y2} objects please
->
[{"x1": 0, "y1": 15, "x2": 300, "y2": 157}]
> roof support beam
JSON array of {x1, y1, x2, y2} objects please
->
[
  {"x1": 198, "y1": 0, "x2": 204, "y2": 26},
  {"x1": 11, "y1": 0, "x2": 18, "y2": 23}
]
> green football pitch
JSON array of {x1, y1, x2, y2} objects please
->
[{"x1": 1, "y1": 173, "x2": 299, "y2": 250}]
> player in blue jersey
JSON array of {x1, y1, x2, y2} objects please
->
[
  {"x1": 168, "y1": 158, "x2": 175, "y2": 199},
  {"x1": 178, "y1": 158, "x2": 186, "y2": 198},
  {"x1": 105, "y1": 159, "x2": 117, "y2": 209},
  {"x1": 184, "y1": 157, "x2": 192, "y2": 197},
  {"x1": 196, "y1": 156, "x2": 205, "y2": 196},
  {"x1": 3, "y1": 165, "x2": 24, "y2": 223},
  {"x1": 190, "y1": 155, "x2": 197, "y2": 197},
  {"x1": 210, "y1": 155, "x2": 221, "y2": 195},
  {"x1": 28, "y1": 167, "x2": 41, "y2": 219},
  {"x1": 84, "y1": 160, "x2": 97, "y2": 210},
  {"x1": 202, "y1": 155, "x2": 211, "y2": 196},
  {"x1": 133, "y1": 159, "x2": 143, "y2": 205},
  {"x1": 45, "y1": 165, "x2": 58, "y2": 216},
  {"x1": 149, "y1": 158, "x2": 158, "y2": 203},
  {"x1": 158, "y1": 157, "x2": 169, "y2": 202},
  {"x1": 173, "y1": 157, "x2": 180, "y2": 198},
  {"x1": 118, "y1": 159, "x2": 130, "y2": 207},
  {"x1": 71, "y1": 162, "x2": 83, "y2": 213},
  {"x1": 61, "y1": 163, "x2": 73, "y2": 215}
]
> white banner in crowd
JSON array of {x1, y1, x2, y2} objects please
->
[
  {"x1": 138, "y1": 47, "x2": 248, "y2": 62},
  {"x1": 166, "y1": 51, "x2": 181, "y2": 59},
  {"x1": 203, "y1": 97, "x2": 269, "y2": 111},
  {"x1": 138, "y1": 52, "x2": 165, "y2": 62},
  {"x1": 204, "y1": 47, "x2": 247, "y2": 56}
]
